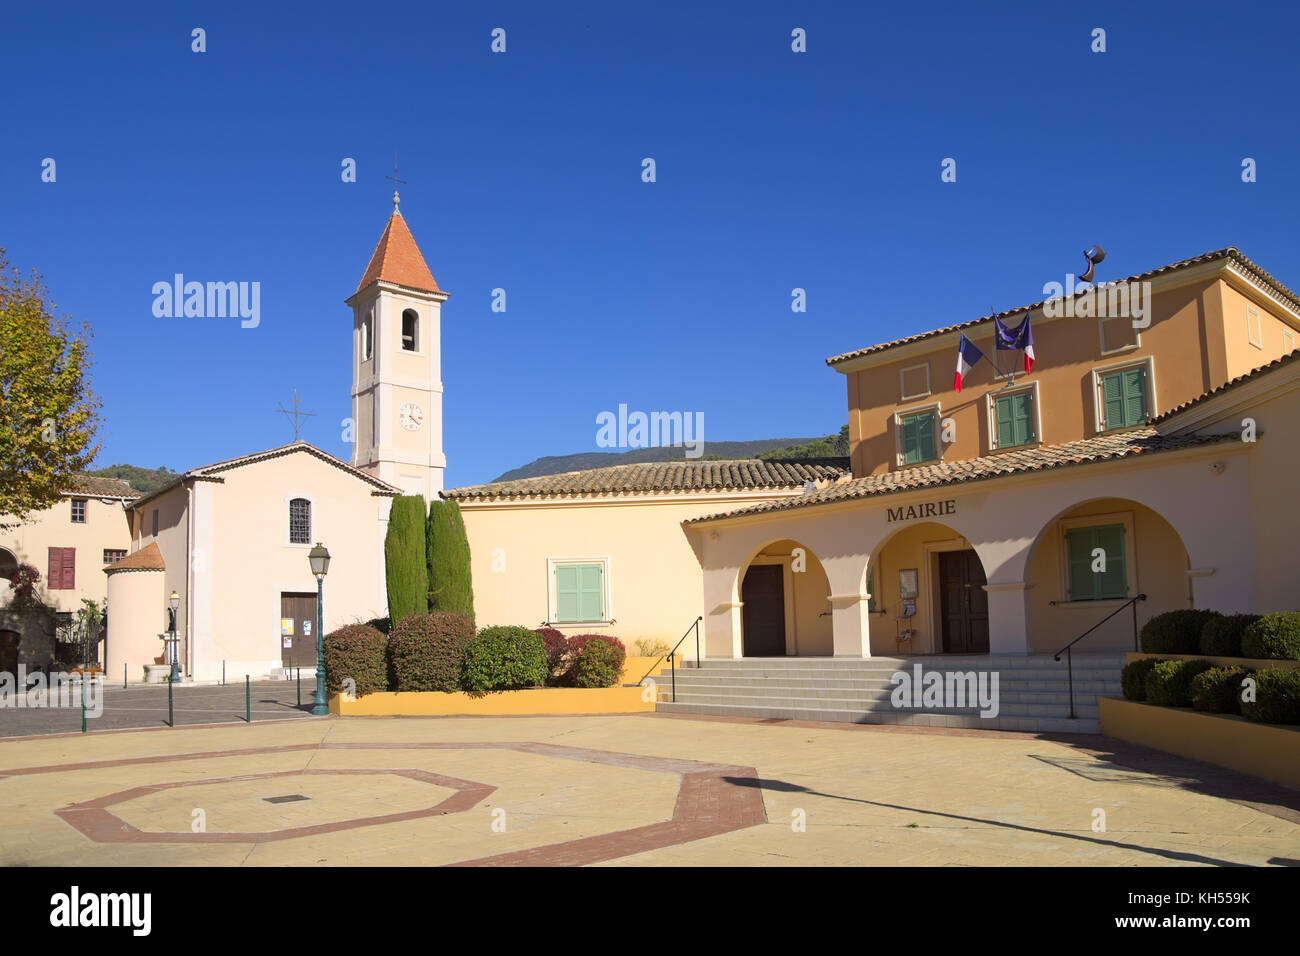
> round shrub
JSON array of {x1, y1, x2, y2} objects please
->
[
  {"x1": 322, "y1": 623, "x2": 388, "y2": 697},
  {"x1": 1241, "y1": 612, "x2": 1300, "y2": 661},
  {"x1": 570, "y1": 636, "x2": 627, "y2": 688},
  {"x1": 1240, "y1": 668, "x2": 1300, "y2": 725},
  {"x1": 365, "y1": 616, "x2": 392, "y2": 636},
  {"x1": 1199, "y1": 614, "x2": 1260, "y2": 657},
  {"x1": 1121, "y1": 657, "x2": 1160, "y2": 701},
  {"x1": 463, "y1": 626, "x2": 548, "y2": 691},
  {"x1": 1189, "y1": 666, "x2": 1250, "y2": 714},
  {"x1": 562, "y1": 634, "x2": 626, "y2": 686},
  {"x1": 534, "y1": 627, "x2": 570, "y2": 685},
  {"x1": 388, "y1": 612, "x2": 475, "y2": 692},
  {"x1": 1144, "y1": 658, "x2": 1215, "y2": 707},
  {"x1": 1140, "y1": 609, "x2": 1222, "y2": 654}
]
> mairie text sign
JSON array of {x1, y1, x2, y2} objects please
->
[{"x1": 887, "y1": 499, "x2": 956, "y2": 523}]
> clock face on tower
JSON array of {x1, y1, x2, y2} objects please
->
[{"x1": 399, "y1": 402, "x2": 425, "y2": 431}]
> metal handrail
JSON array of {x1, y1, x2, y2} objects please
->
[
  {"x1": 636, "y1": 616, "x2": 703, "y2": 701},
  {"x1": 1052, "y1": 593, "x2": 1146, "y2": 718}
]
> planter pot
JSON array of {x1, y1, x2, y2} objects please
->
[
  {"x1": 143, "y1": 664, "x2": 171, "y2": 684},
  {"x1": 1099, "y1": 696, "x2": 1300, "y2": 790}
]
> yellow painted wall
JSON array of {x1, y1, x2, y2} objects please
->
[
  {"x1": 1218, "y1": 282, "x2": 1299, "y2": 378},
  {"x1": 0, "y1": 495, "x2": 132, "y2": 611}
]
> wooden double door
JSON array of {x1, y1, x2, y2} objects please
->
[
  {"x1": 938, "y1": 550, "x2": 990, "y2": 654},
  {"x1": 280, "y1": 593, "x2": 319, "y2": 668}
]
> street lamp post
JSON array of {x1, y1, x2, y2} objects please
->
[
  {"x1": 167, "y1": 590, "x2": 181, "y2": 683},
  {"x1": 308, "y1": 543, "x2": 331, "y2": 715}
]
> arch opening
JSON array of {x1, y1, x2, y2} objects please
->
[{"x1": 736, "y1": 539, "x2": 832, "y2": 657}]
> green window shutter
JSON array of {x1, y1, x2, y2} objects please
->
[
  {"x1": 901, "y1": 411, "x2": 936, "y2": 464},
  {"x1": 1065, "y1": 529, "x2": 1095, "y2": 600},
  {"x1": 994, "y1": 394, "x2": 1014, "y2": 448},
  {"x1": 1101, "y1": 371, "x2": 1124, "y2": 430},
  {"x1": 579, "y1": 564, "x2": 605, "y2": 622},
  {"x1": 1095, "y1": 525, "x2": 1127, "y2": 599},
  {"x1": 1122, "y1": 367, "x2": 1148, "y2": 425},
  {"x1": 901, "y1": 414, "x2": 919, "y2": 464},
  {"x1": 918, "y1": 413, "x2": 936, "y2": 461},
  {"x1": 1013, "y1": 391, "x2": 1033, "y2": 445},
  {"x1": 555, "y1": 565, "x2": 581, "y2": 622}
]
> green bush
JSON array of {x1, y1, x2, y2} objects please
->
[
  {"x1": 1140, "y1": 609, "x2": 1222, "y2": 654},
  {"x1": 388, "y1": 612, "x2": 475, "y2": 692},
  {"x1": 570, "y1": 636, "x2": 627, "y2": 688},
  {"x1": 1144, "y1": 659, "x2": 1215, "y2": 707},
  {"x1": 427, "y1": 499, "x2": 475, "y2": 619},
  {"x1": 322, "y1": 623, "x2": 388, "y2": 697},
  {"x1": 1240, "y1": 668, "x2": 1300, "y2": 725},
  {"x1": 1189, "y1": 666, "x2": 1250, "y2": 714},
  {"x1": 1241, "y1": 612, "x2": 1300, "y2": 661},
  {"x1": 463, "y1": 626, "x2": 548, "y2": 691},
  {"x1": 1121, "y1": 657, "x2": 1160, "y2": 701},
  {"x1": 385, "y1": 495, "x2": 428, "y2": 626},
  {"x1": 1199, "y1": 614, "x2": 1260, "y2": 657}
]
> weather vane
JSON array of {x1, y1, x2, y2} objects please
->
[{"x1": 274, "y1": 389, "x2": 317, "y2": 441}]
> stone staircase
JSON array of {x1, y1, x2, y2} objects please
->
[{"x1": 650, "y1": 653, "x2": 1125, "y2": 734}]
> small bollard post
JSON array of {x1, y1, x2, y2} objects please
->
[
  {"x1": 296, "y1": 666, "x2": 301, "y2": 707},
  {"x1": 167, "y1": 673, "x2": 174, "y2": 727},
  {"x1": 222, "y1": 660, "x2": 226, "y2": 686},
  {"x1": 80, "y1": 677, "x2": 87, "y2": 733},
  {"x1": 123, "y1": 663, "x2": 127, "y2": 689},
  {"x1": 245, "y1": 674, "x2": 251, "y2": 723}
]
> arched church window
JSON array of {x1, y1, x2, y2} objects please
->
[
  {"x1": 289, "y1": 498, "x2": 311, "y2": 545},
  {"x1": 361, "y1": 311, "x2": 373, "y2": 361},
  {"x1": 401, "y1": 309, "x2": 418, "y2": 352}
]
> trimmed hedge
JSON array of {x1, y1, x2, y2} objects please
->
[
  {"x1": 1121, "y1": 657, "x2": 1161, "y2": 701},
  {"x1": 562, "y1": 634, "x2": 626, "y2": 686},
  {"x1": 1240, "y1": 668, "x2": 1300, "y2": 725},
  {"x1": 1144, "y1": 659, "x2": 1214, "y2": 707},
  {"x1": 463, "y1": 626, "x2": 548, "y2": 691},
  {"x1": 385, "y1": 495, "x2": 429, "y2": 626},
  {"x1": 427, "y1": 499, "x2": 475, "y2": 619},
  {"x1": 1199, "y1": 614, "x2": 1261, "y2": 658},
  {"x1": 1189, "y1": 665, "x2": 1250, "y2": 715},
  {"x1": 1140, "y1": 609, "x2": 1222, "y2": 654},
  {"x1": 388, "y1": 612, "x2": 475, "y2": 692},
  {"x1": 570, "y1": 636, "x2": 627, "y2": 688},
  {"x1": 534, "y1": 627, "x2": 569, "y2": 685},
  {"x1": 365, "y1": 616, "x2": 392, "y2": 637},
  {"x1": 322, "y1": 623, "x2": 389, "y2": 697},
  {"x1": 1241, "y1": 612, "x2": 1300, "y2": 661}
]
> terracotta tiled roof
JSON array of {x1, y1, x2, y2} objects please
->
[
  {"x1": 104, "y1": 542, "x2": 165, "y2": 573},
  {"x1": 65, "y1": 475, "x2": 136, "y2": 499},
  {"x1": 354, "y1": 211, "x2": 441, "y2": 295},
  {"x1": 1153, "y1": 349, "x2": 1300, "y2": 424},
  {"x1": 684, "y1": 430, "x2": 1238, "y2": 524},
  {"x1": 443, "y1": 458, "x2": 851, "y2": 501},
  {"x1": 825, "y1": 247, "x2": 1300, "y2": 368},
  {"x1": 127, "y1": 441, "x2": 402, "y2": 509}
]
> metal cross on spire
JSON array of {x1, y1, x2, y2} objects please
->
[
  {"x1": 385, "y1": 154, "x2": 407, "y2": 212},
  {"x1": 274, "y1": 389, "x2": 317, "y2": 441}
]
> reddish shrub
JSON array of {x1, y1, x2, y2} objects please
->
[
  {"x1": 534, "y1": 627, "x2": 569, "y2": 685},
  {"x1": 561, "y1": 634, "x2": 626, "y2": 687}
]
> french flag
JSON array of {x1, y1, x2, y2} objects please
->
[{"x1": 954, "y1": 334, "x2": 984, "y2": 392}]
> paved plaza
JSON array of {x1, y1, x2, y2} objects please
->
[{"x1": 0, "y1": 712, "x2": 1297, "y2": 866}]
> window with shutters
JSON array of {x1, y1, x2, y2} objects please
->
[
  {"x1": 896, "y1": 409, "x2": 938, "y2": 466},
  {"x1": 1098, "y1": 364, "x2": 1150, "y2": 431},
  {"x1": 1063, "y1": 524, "x2": 1127, "y2": 601},
  {"x1": 70, "y1": 499, "x2": 86, "y2": 523},
  {"x1": 552, "y1": 561, "x2": 607, "y2": 624},
  {"x1": 991, "y1": 388, "x2": 1036, "y2": 449},
  {"x1": 47, "y1": 547, "x2": 76, "y2": 590},
  {"x1": 289, "y1": 498, "x2": 311, "y2": 544}
]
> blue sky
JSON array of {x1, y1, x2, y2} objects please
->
[{"x1": 3, "y1": 1, "x2": 1297, "y2": 486}]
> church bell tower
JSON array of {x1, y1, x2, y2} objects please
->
[{"x1": 346, "y1": 191, "x2": 448, "y2": 498}]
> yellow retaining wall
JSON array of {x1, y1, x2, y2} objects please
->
[
  {"x1": 330, "y1": 685, "x2": 656, "y2": 717},
  {"x1": 1125, "y1": 652, "x2": 1300, "y2": 671},
  {"x1": 1099, "y1": 697, "x2": 1300, "y2": 790}
]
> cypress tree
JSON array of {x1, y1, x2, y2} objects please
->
[
  {"x1": 427, "y1": 498, "x2": 475, "y2": 619},
  {"x1": 384, "y1": 495, "x2": 428, "y2": 626}
]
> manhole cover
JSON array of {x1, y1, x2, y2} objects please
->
[{"x1": 263, "y1": 794, "x2": 310, "y2": 804}]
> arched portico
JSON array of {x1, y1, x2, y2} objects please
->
[{"x1": 735, "y1": 538, "x2": 833, "y2": 656}]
